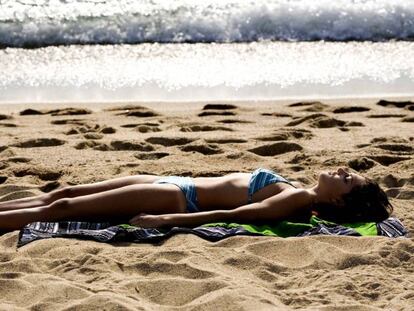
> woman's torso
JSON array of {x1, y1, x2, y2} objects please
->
[{"x1": 193, "y1": 172, "x2": 298, "y2": 211}]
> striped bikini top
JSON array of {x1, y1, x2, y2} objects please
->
[{"x1": 248, "y1": 168, "x2": 296, "y2": 203}]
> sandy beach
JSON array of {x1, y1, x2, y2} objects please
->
[{"x1": 0, "y1": 98, "x2": 413, "y2": 310}]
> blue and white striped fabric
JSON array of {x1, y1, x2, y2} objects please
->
[
  {"x1": 248, "y1": 168, "x2": 295, "y2": 203},
  {"x1": 377, "y1": 217, "x2": 408, "y2": 238},
  {"x1": 154, "y1": 176, "x2": 199, "y2": 213},
  {"x1": 17, "y1": 217, "x2": 408, "y2": 247}
]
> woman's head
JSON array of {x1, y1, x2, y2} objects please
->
[{"x1": 312, "y1": 168, "x2": 393, "y2": 223}]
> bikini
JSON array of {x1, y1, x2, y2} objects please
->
[
  {"x1": 247, "y1": 168, "x2": 296, "y2": 204},
  {"x1": 153, "y1": 176, "x2": 199, "y2": 213},
  {"x1": 153, "y1": 168, "x2": 295, "y2": 213}
]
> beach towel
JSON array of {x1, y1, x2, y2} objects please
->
[{"x1": 17, "y1": 216, "x2": 408, "y2": 247}]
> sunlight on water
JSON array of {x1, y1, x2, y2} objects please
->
[{"x1": 1, "y1": 42, "x2": 413, "y2": 102}]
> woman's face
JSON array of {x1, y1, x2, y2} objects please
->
[{"x1": 318, "y1": 167, "x2": 367, "y2": 200}]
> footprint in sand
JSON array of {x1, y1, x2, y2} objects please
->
[
  {"x1": 145, "y1": 137, "x2": 195, "y2": 146},
  {"x1": 47, "y1": 107, "x2": 93, "y2": 116},
  {"x1": 381, "y1": 174, "x2": 407, "y2": 188},
  {"x1": 12, "y1": 138, "x2": 66, "y2": 148},
  {"x1": 75, "y1": 140, "x2": 154, "y2": 152},
  {"x1": 198, "y1": 103, "x2": 239, "y2": 117},
  {"x1": 288, "y1": 101, "x2": 329, "y2": 112},
  {"x1": 366, "y1": 155, "x2": 411, "y2": 166},
  {"x1": 100, "y1": 126, "x2": 116, "y2": 134},
  {"x1": 0, "y1": 114, "x2": 13, "y2": 121},
  {"x1": 7, "y1": 157, "x2": 31, "y2": 163},
  {"x1": 202, "y1": 104, "x2": 238, "y2": 110},
  {"x1": 248, "y1": 142, "x2": 303, "y2": 156},
  {"x1": 217, "y1": 119, "x2": 253, "y2": 124},
  {"x1": 205, "y1": 138, "x2": 247, "y2": 144},
  {"x1": 105, "y1": 105, "x2": 160, "y2": 117},
  {"x1": 370, "y1": 137, "x2": 409, "y2": 144},
  {"x1": 386, "y1": 188, "x2": 414, "y2": 200},
  {"x1": 13, "y1": 167, "x2": 62, "y2": 181},
  {"x1": 19, "y1": 108, "x2": 45, "y2": 115},
  {"x1": 332, "y1": 106, "x2": 370, "y2": 113},
  {"x1": 357, "y1": 138, "x2": 413, "y2": 165},
  {"x1": 121, "y1": 122, "x2": 162, "y2": 133},
  {"x1": 136, "y1": 125, "x2": 162, "y2": 133},
  {"x1": 38, "y1": 181, "x2": 62, "y2": 193},
  {"x1": 289, "y1": 165, "x2": 305, "y2": 172},
  {"x1": 377, "y1": 99, "x2": 414, "y2": 110},
  {"x1": 255, "y1": 128, "x2": 313, "y2": 141},
  {"x1": 346, "y1": 121, "x2": 365, "y2": 126},
  {"x1": 0, "y1": 146, "x2": 9, "y2": 153},
  {"x1": 0, "y1": 122, "x2": 17, "y2": 128},
  {"x1": 180, "y1": 143, "x2": 223, "y2": 155},
  {"x1": 348, "y1": 157, "x2": 376, "y2": 171},
  {"x1": 83, "y1": 133, "x2": 104, "y2": 140},
  {"x1": 73, "y1": 141, "x2": 105, "y2": 151},
  {"x1": 105, "y1": 104, "x2": 153, "y2": 111},
  {"x1": 198, "y1": 111, "x2": 237, "y2": 117},
  {"x1": 286, "y1": 113, "x2": 364, "y2": 129},
  {"x1": 365, "y1": 138, "x2": 414, "y2": 155},
  {"x1": 110, "y1": 141, "x2": 155, "y2": 152},
  {"x1": 121, "y1": 122, "x2": 161, "y2": 128},
  {"x1": 367, "y1": 114, "x2": 406, "y2": 118},
  {"x1": 179, "y1": 124, "x2": 233, "y2": 132},
  {"x1": 0, "y1": 161, "x2": 8, "y2": 170},
  {"x1": 64, "y1": 122, "x2": 116, "y2": 135},
  {"x1": 401, "y1": 116, "x2": 414, "y2": 122},
  {"x1": 375, "y1": 144, "x2": 413, "y2": 153},
  {"x1": 122, "y1": 110, "x2": 159, "y2": 117},
  {"x1": 261, "y1": 112, "x2": 292, "y2": 117},
  {"x1": 51, "y1": 118, "x2": 89, "y2": 126},
  {"x1": 134, "y1": 152, "x2": 170, "y2": 160},
  {"x1": 287, "y1": 153, "x2": 314, "y2": 166}
]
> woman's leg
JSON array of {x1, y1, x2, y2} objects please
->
[
  {"x1": 0, "y1": 183, "x2": 186, "y2": 231},
  {"x1": 0, "y1": 174, "x2": 161, "y2": 211}
]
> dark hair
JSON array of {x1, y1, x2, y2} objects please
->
[{"x1": 312, "y1": 178, "x2": 393, "y2": 223}]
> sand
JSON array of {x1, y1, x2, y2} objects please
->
[{"x1": 0, "y1": 98, "x2": 413, "y2": 310}]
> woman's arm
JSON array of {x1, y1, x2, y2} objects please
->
[{"x1": 130, "y1": 189, "x2": 311, "y2": 228}]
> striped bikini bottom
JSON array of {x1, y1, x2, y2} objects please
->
[{"x1": 153, "y1": 176, "x2": 199, "y2": 213}]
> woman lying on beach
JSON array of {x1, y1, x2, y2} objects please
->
[{"x1": 0, "y1": 167, "x2": 393, "y2": 231}]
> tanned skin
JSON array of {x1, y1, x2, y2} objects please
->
[{"x1": 0, "y1": 168, "x2": 364, "y2": 231}]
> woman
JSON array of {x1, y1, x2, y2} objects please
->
[{"x1": 0, "y1": 167, "x2": 393, "y2": 231}]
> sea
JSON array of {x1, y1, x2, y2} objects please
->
[{"x1": 0, "y1": 0, "x2": 414, "y2": 103}]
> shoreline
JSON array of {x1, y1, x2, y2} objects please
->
[{"x1": 1, "y1": 94, "x2": 414, "y2": 112}]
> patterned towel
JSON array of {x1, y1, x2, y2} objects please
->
[{"x1": 17, "y1": 216, "x2": 408, "y2": 247}]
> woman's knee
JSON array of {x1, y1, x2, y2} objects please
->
[
  {"x1": 47, "y1": 198, "x2": 72, "y2": 218},
  {"x1": 49, "y1": 186, "x2": 73, "y2": 200}
]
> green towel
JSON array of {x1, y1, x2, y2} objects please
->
[{"x1": 203, "y1": 215, "x2": 378, "y2": 237}]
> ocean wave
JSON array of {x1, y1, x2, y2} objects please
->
[{"x1": 0, "y1": 0, "x2": 414, "y2": 47}]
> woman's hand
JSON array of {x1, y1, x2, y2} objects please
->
[{"x1": 129, "y1": 213, "x2": 166, "y2": 228}]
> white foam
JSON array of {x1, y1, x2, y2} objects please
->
[
  {"x1": 1, "y1": 0, "x2": 414, "y2": 47},
  {"x1": 1, "y1": 42, "x2": 413, "y2": 102}
]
